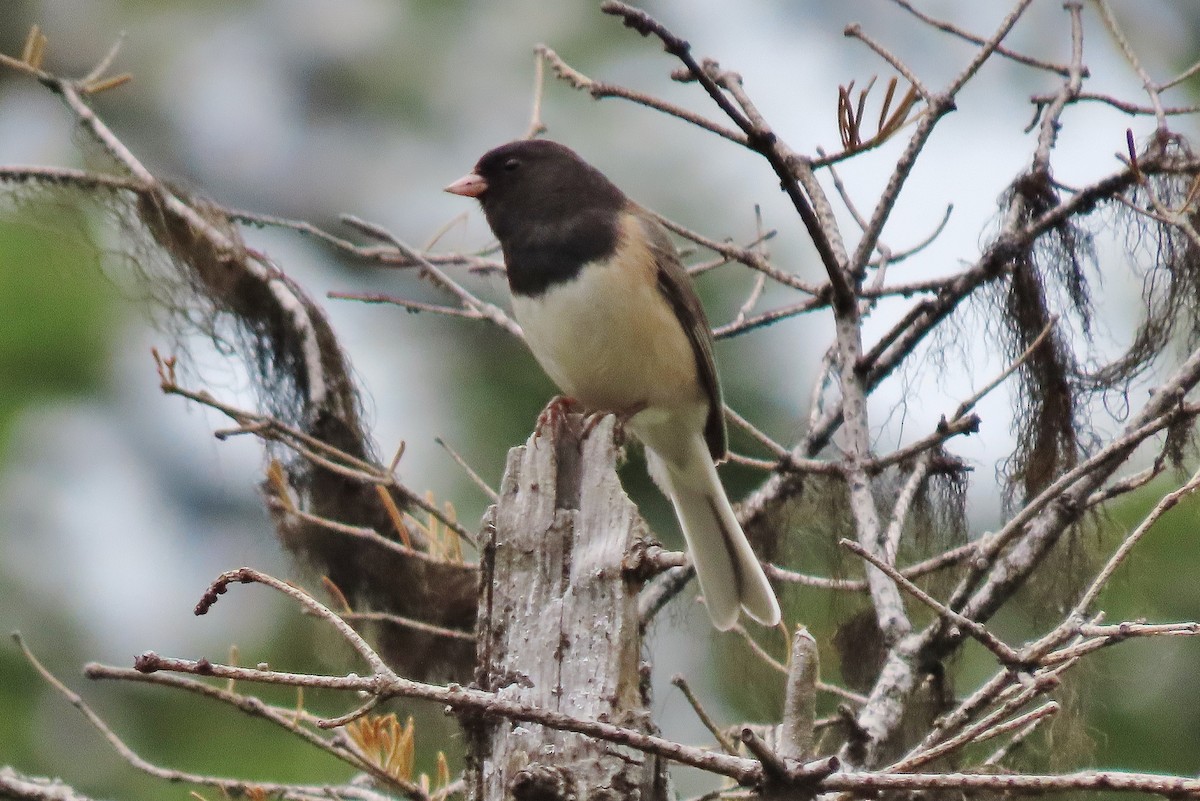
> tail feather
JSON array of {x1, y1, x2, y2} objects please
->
[{"x1": 647, "y1": 438, "x2": 781, "y2": 630}]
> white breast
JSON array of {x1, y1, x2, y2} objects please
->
[{"x1": 511, "y1": 257, "x2": 704, "y2": 417}]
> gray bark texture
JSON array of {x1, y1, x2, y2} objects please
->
[
  {"x1": 468, "y1": 414, "x2": 670, "y2": 801},
  {"x1": 0, "y1": 769, "x2": 98, "y2": 801}
]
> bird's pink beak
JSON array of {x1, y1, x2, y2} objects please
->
[{"x1": 444, "y1": 172, "x2": 487, "y2": 198}]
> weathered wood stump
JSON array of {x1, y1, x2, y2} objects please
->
[{"x1": 468, "y1": 414, "x2": 669, "y2": 801}]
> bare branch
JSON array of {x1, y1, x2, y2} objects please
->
[
  {"x1": 14, "y1": 634, "x2": 394, "y2": 801},
  {"x1": 435, "y1": 437, "x2": 500, "y2": 502},
  {"x1": 599, "y1": 1, "x2": 855, "y2": 313},
  {"x1": 1072, "y1": 464, "x2": 1200, "y2": 620},
  {"x1": 1095, "y1": 0, "x2": 1167, "y2": 131},
  {"x1": 842, "y1": 25, "x2": 931, "y2": 103},
  {"x1": 134, "y1": 650, "x2": 767, "y2": 786},
  {"x1": 1033, "y1": 3, "x2": 1086, "y2": 172},
  {"x1": 525, "y1": 47, "x2": 548, "y2": 139},
  {"x1": 339, "y1": 610, "x2": 475, "y2": 643},
  {"x1": 192, "y1": 567, "x2": 395, "y2": 679},
  {"x1": 671, "y1": 674, "x2": 738, "y2": 755},
  {"x1": 890, "y1": 0, "x2": 1075, "y2": 76},
  {"x1": 840, "y1": 539, "x2": 1021, "y2": 665},
  {"x1": 339, "y1": 214, "x2": 522, "y2": 339},
  {"x1": 769, "y1": 543, "x2": 975, "y2": 592},
  {"x1": 83, "y1": 663, "x2": 420, "y2": 796},
  {"x1": 536, "y1": 44, "x2": 749, "y2": 145}
]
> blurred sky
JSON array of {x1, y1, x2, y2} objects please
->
[{"x1": 2, "y1": 0, "x2": 1199, "y2": 795}]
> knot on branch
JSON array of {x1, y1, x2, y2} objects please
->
[
  {"x1": 621, "y1": 540, "x2": 685, "y2": 581},
  {"x1": 742, "y1": 727, "x2": 842, "y2": 796},
  {"x1": 511, "y1": 764, "x2": 574, "y2": 801},
  {"x1": 670, "y1": 57, "x2": 724, "y2": 84},
  {"x1": 600, "y1": 0, "x2": 688, "y2": 55},
  {"x1": 133, "y1": 651, "x2": 160, "y2": 674}
]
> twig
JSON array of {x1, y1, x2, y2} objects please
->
[
  {"x1": 1034, "y1": 621, "x2": 1200, "y2": 666},
  {"x1": 739, "y1": 728, "x2": 789, "y2": 781},
  {"x1": 317, "y1": 695, "x2": 382, "y2": 729},
  {"x1": 731, "y1": 623, "x2": 787, "y2": 674},
  {"x1": 80, "y1": 32, "x2": 126, "y2": 85},
  {"x1": 340, "y1": 214, "x2": 523, "y2": 339},
  {"x1": 818, "y1": 769, "x2": 1200, "y2": 796},
  {"x1": 982, "y1": 711, "x2": 1052, "y2": 767},
  {"x1": 879, "y1": 450, "x2": 933, "y2": 566},
  {"x1": 14, "y1": 634, "x2": 395, "y2": 801},
  {"x1": 713, "y1": 296, "x2": 827, "y2": 340},
  {"x1": 842, "y1": 25, "x2": 931, "y2": 103},
  {"x1": 722, "y1": 405, "x2": 790, "y2": 462},
  {"x1": 821, "y1": 149, "x2": 869, "y2": 232},
  {"x1": 818, "y1": 682, "x2": 869, "y2": 707},
  {"x1": 1161, "y1": 57, "x2": 1200, "y2": 91},
  {"x1": 0, "y1": 164, "x2": 145, "y2": 192},
  {"x1": 890, "y1": 0, "x2": 1075, "y2": 76},
  {"x1": 671, "y1": 674, "x2": 738, "y2": 755},
  {"x1": 860, "y1": 315, "x2": 1053, "y2": 477},
  {"x1": 1078, "y1": 621, "x2": 1200, "y2": 638},
  {"x1": 969, "y1": 701, "x2": 1059, "y2": 747},
  {"x1": 230, "y1": 207, "x2": 507, "y2": 275},
  {"x1": 194, "y1": 568, "x2": 395, "y2": 679},
  {"x1": 1029, "y1": 92, "x2": 1200, "y2": 118},
  {"x1": 1070, "y1": 463, "x2": 1200, "y2": 619},
  {"x1": 83, "y1": 663, "x2": 420, "y2": 797},
  {"x1": 764, "y1": 564, "x2": 868, "y2": 591},
  {"x1": 131, "y1": 644, "x2": 1200, "y2": 796},
  {"x1": 953, "y1": 317, "x2": 1057, "y2": 420},
  {"x1": 687, "y1": 230, "x2": 776, "y2": 277},
  {"x1": 868, "y1": 204, "x2": 954, "y2": 267},
  {"x1": 712, "y1": 274, "x2": 955, "y2": 340},
  {"x1": 525, "y1": 48, "x2": 548, "y2": 139},
  {"x1": 866, "y1": 415, "x2": 979, "y2": 474},
  {"x1": 158, "y1": 371, "x2": 478, "y2": 548},
  {"x1": 0, "y1": 769, "x2": 101, "y2": 801},
  {"x1": 1095, "y1": 0, "x2": 1167, "y2": 131},
  {"x1": 768, "y1": 542, "x2": 974, "y2": 592},
  {"x1": 725, "y1": 451, "x2": 787, "y2": 472},
  {"x1": 135, "y1": 652, "x2": 766, "y2": 785},
  {"x1": 328, "y1": 291, "x2": 487, "y2": 320},
  {"x1": 732, "y1": 259, "x2": 769, "y2": 328},
  {"x1": 536, "y1": 44, "x2": 748, "y2": 146},
  {"x1": 652, "y1": 212, "x2": 819, "y2": 294},
  {"x1": 340, "y1": 610, "x2": 475, "y2": 643},
  {"x1": 598, "y1": 1, "x2": 855, "y2": 312},
  {"x1": 637, "y1": 565, "x2": 694, "y2": 624},
  {"x1": 1032, "y1": 2, "x2": 1086, "y2": 172},
  {"x1": 889, "y1": 670, "x2": 1063, "y2": 773},
  {"x1": 840, "y1": 540, "x2": 1021, "y2": 665},
  {"x1": 435, "y1": 437, "x2": 500, "y2": 502},
  {"x1": 968, "y1": 401, "x2": 1200, "y2": 574}
]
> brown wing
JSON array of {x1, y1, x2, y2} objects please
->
[{"x1": 634, "y1": 210, "x2": 728, "y2": 461}]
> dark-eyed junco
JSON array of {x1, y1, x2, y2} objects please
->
[{"x1": 445, "y1": 139, "x2": 780, "y2": 630}]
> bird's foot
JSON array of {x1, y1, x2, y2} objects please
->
[
  {"x1": 582, "y1": 402, "x2": 646, "y2": 444},
  {"x1": 535, "y1": 395, "x2": 580, "y2": 437}
]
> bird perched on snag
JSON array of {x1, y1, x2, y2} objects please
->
[{"x1": 446, "y1": 139, "x2": 780, "y2": 630}]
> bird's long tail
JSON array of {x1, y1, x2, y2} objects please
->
[{"x1": 647, "y1": 435, "x2": 781, "y2": 630}]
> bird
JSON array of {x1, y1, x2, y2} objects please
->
[{"x1": 444, "y1": 139, "x2": 780, "y2": 631}]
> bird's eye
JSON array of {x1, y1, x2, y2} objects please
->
[{"x1": 503, "y1": 158, "x2": 521, "y2": 172}]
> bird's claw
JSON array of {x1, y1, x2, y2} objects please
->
[
  {"x1": 535, "y1": 395, "x2": 580, "y2": 437},
  {"x1": 582, "y1": 402, "x2": 645, "y2": 443}
]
